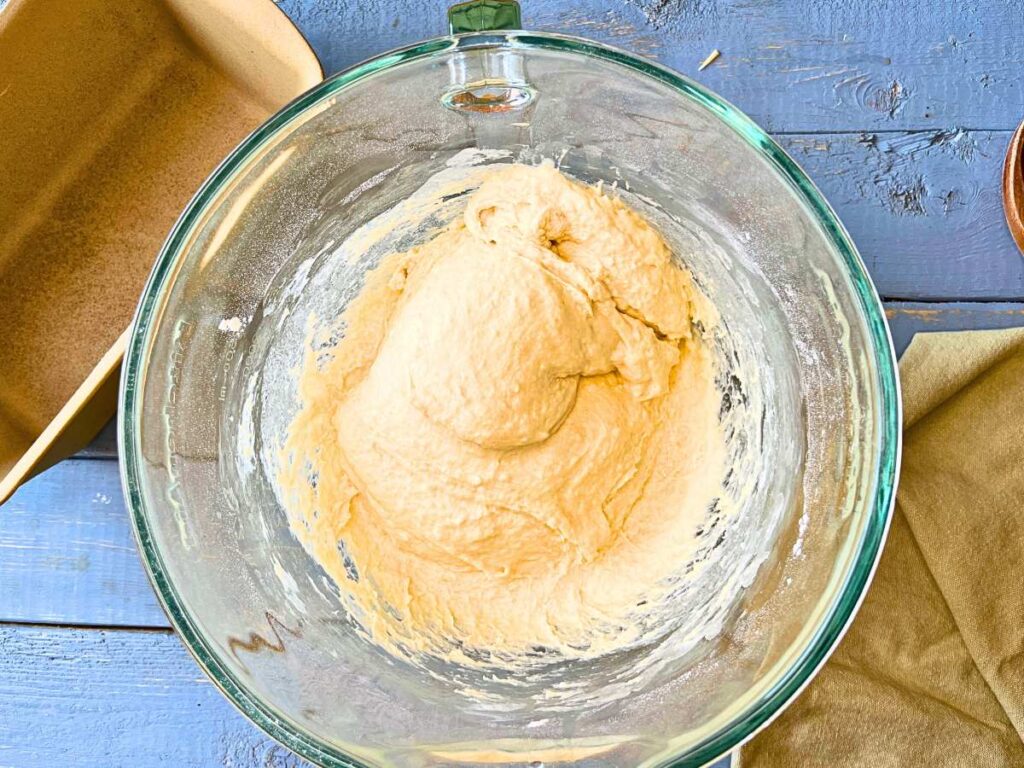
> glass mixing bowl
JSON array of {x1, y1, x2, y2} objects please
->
[{"x1": 120, "y1": 7, "x2": 900, "y2": 767}]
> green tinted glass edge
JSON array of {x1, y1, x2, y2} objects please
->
[{"x1": 120, "y1": 30, "x2": 900, "y2": 768}]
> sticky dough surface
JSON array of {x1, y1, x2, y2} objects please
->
[{"x1": 277, "y1": 164, "x2": 725, "y2": 661}]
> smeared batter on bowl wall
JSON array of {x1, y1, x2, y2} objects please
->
[{"x1": 277, "y1": 164, "x2": 726, "y2": 664}]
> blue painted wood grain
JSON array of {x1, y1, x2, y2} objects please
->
[
  {"x1": 780, "y1": 131, "x2": 1022, "y2": 301},
  {"x1": 886, "y1": 301, "x2": 1024, "y2": 352},
  {"x1": 0, "y1": 624, "x2": 312, "y2": 768},
  {"x1": 0, "y1": 459, "x2": 166, "y2": 628},
  {"x1": 278, "y1": 0, "x2": 1024, "y2": 133}
]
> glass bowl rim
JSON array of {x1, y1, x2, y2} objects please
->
[{"x1": 119, "y1": 28, "x2": 901, "y2": 768}]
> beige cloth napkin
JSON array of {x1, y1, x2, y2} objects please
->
[{"x1": 742, "y1": 328, "x2": 1024, "y2": 767}]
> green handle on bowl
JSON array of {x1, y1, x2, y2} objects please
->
[{"x1": 448, "y1": 0, "x2": 522, "y2": 34}]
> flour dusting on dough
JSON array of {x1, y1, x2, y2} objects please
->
[{"x1": 276, "y1": 163, "x2": 727, "y2": 667}]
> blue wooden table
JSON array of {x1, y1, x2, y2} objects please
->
[{"x1": 3, "y1": 1, "x2": 1024, "y2": 765}]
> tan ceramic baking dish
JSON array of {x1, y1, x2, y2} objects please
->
[{"x1": 0, "y1": 0, "x2": 323, "y2": 502}]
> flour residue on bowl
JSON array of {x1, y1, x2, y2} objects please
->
[{"x1": 274, "y1": 162, "x2": 738, "y2": 673}]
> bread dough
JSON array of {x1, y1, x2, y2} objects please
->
[{"x1": 277, "y1": 164, "x2": 725, "y2": 663}]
